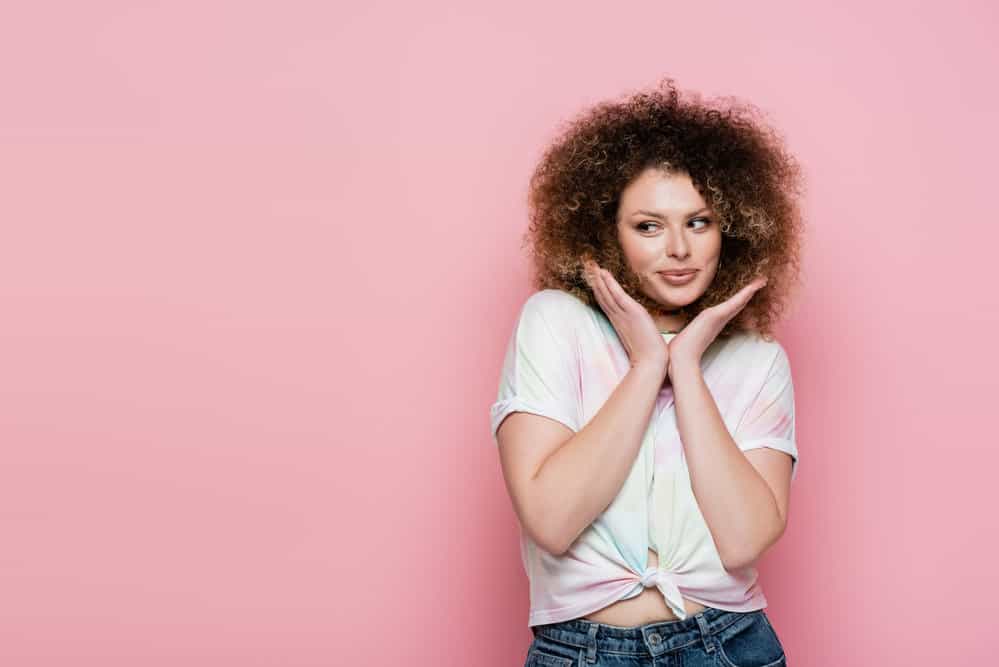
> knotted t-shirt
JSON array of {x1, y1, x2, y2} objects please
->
[{"x1": 490, "y1": 289, "x2": 798, "y2": 627}]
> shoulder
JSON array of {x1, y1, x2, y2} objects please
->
[
  {"x1": 523, "y1": 288, "x2": 589, "y2": 311},
  {"x1": 519, "y1": 289, "x2": 592, "y2": 326},
  {"x1": 718, "y1": 330, "x2": 792, "y2": 374}
]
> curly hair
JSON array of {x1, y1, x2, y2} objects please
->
[{"x1": 523, "y1": 77, "x2": 806, "y2": 340}]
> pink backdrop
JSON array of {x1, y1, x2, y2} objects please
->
[{"x1": 2, "y1": 2, "x2": 997, "y2": 665}]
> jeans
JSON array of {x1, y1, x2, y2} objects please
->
[{"x1": 526, "y1": 607, "x2": 786, "y2": 667}]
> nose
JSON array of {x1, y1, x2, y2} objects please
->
[{"x1": 667, "y1": 228, "x2": 690, "y2": 259}]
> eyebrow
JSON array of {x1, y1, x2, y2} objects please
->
[{"x1": 630, "y1": 207, "x2": 710, "y2": 220}]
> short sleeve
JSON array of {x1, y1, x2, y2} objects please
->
[
  {"x1": 490, "y1": 291, "x2": 582, "y2": 443},
  {"x1": 733, "y1": 343, "x2": 799, "y2": 483}
]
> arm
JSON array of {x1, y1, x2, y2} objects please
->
[
  {"x1": 510, "y1": 360, "x2": 665, "y2": 555},
  {"x1": 492, "y1": 285, "x2": 668, "y2": 557},
  {"x1": 669, "y1": 357, "x2": 789, "y2": 571}
]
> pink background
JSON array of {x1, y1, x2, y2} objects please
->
[{"x1": 2, "y1": 1, "x2": 997, "y2": 665}]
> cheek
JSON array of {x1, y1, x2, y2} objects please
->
[
  {"x1": 694, "y1": 238, "x2": 721, "y2": 264},
  {"x1": 617, "y1": 238, "x2": 643, "y2": 269},
  {"x1": 626, "y1": 238, "x2": 660, "y2": 265}
]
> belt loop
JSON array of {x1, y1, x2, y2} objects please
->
[
  {"x1": 694, "y1": 612, "x2": 715, "y2": 654},
  {"x1": 584, "y1": 622, "x2": 599, "y2": 663}
]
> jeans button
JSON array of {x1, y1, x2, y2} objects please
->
[{"x1": 649, "y1": 632, "x2": 661, "y2": 645}]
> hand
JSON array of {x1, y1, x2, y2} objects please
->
[
  {"x1": 582, "y1": 259, "x2": 668, "y2": 377},
  {"x1": 667, "y1": 275, "x2": 768, "y2": 379}
]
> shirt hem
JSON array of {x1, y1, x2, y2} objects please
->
[{"x1": 527, "y1": 589, "x2": 768, "y2": 628}]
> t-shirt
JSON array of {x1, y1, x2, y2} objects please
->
[{"x1": 490, "y1": 289, "x2": 799, "y2": 627}]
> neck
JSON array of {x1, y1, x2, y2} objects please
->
[{"x1": 655, "y1": 315, "x2": 687, "y2": 333}]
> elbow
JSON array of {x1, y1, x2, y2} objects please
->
[
  {"x1": 721, "y1": 550, "x2": 758, "y2": 573},
  {"x1": 718, "y1": 541, "x2": 750, "y2": 571},
  {"x1": 541, "y1": 538, "x2": 569, "y2": 558},
  {"x1": 524, "y1": 510, "x2": 576, "y2": 557},
  {"x1": 530, "y1": 520, "x2": 572, "y2": 557},
  {"x1": 525, "y1": 527, "x2": 568, "y2": 557},
  {"x1": 522, "y1": 491, "x2": 575, "y2": 557},
  {"x1": 721, "y1": 522, "x2": 785, "y2": 572}
]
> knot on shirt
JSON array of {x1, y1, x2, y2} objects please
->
[{"x1": 639, "y1": 567, "x2": 658, "y2": 588}]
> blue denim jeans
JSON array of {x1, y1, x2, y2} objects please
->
[{"x1": 526, "y1": 607, "x2": 786, "y2": 667}]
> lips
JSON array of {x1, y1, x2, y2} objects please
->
[{"x1": 658, "y1": 270, "x2": 698, "y2": 285}]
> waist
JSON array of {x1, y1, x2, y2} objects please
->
[
  {"x1": 533, "y1": 607, "x2": 759, "y2": 656},
  {"x1": 581, "y1": 591, "x2": 709, "y2": 626},
  {"x1": 527, "y1": 544, "x2": 765, "y2": 627}
]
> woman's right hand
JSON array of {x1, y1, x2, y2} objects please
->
[{"x1": 583, "y1": 259, "x2": 669, "y2": 379}]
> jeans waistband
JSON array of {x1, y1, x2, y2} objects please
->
[{"x1": 532, "y1": 607, "x2": 760, "y2": 659}]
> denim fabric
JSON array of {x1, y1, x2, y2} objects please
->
[{"x1": 525, "y1": 607, "x2": 786, "y2": 667}]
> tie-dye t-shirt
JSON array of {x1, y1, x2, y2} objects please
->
[{"x1": 490, "y1": 289, "x2": 798, "y2": 628}]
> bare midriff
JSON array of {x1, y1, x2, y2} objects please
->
[{"x1": 580, "y1": 548, "x2": 708, "y2": 626}]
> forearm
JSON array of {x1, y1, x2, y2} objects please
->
[
  {"x1": 669, "y1": 359, "x2": 783, "y2": 570},
  {"x1": 532, "y1": 361, "x2": 664, "y2": 555}
]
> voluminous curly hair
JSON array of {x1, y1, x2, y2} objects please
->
[{"x1": 524, "y1": 77, "x2": 805, "y2": 340}]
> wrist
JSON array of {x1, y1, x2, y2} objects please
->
[
  {"x1": 667, "y1": 355, "x2": 702, "y2": 381},
  {"x1": 631, "y1": 357, "x2": 669, "y2": 383}
]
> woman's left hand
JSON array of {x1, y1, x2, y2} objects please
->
[{"x1": 667, "y1": 276, "x2": 768, "y2": 379}]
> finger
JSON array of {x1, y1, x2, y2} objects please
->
[
  {"x1": 731, "y1": 277, "x2": 767, "y2": 301},
  {"x1": 720, "y1": 277, "x2": 767, "y2": 315},
  {"x1": 600, "y1": 269, "x2": 632, "y2": 312},
  {"x1": 602, "y1": 271, "x2": 629, "y2": 317},
  {"x1": 584, "y1": 265, "x2": 614, "y2": 314},
  {"x1": 736, "y1": 277, "x2": 768, "y2": 305},
  {"x1": 592, "y1": 269, "x2": 620, "y2": 316}
]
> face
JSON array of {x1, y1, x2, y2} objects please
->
[{"x1": 615, "y1": 168, "x2": 722, "y2": 332}]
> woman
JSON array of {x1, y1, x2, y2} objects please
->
[{"x1": 491, "y1": 78, "x2": 804, "y2": 667}]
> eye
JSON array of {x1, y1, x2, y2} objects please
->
[{"x1": 637, "y1": 218, "x2": 711, "y2": 233}]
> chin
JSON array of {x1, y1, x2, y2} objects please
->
[{"x1": 654, "y1": 286, "x2": 704, "y2": 307}]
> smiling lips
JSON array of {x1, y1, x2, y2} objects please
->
[{"x1": 658, "y1": 269, "x2": 698, "y2": 285}]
